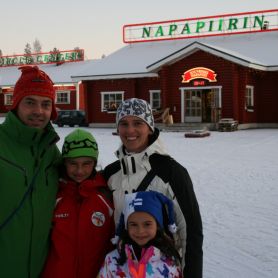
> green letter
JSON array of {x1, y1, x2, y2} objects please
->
[
  {"x1": 196, "y1": 21, "x2": 205, "y2": 33},
  {"x1": 168, "y1": 24, "x2": 177, "y2": 35},
  {"x1": 142, "y1": 27, "x2": 151, "y2": 38},
  {"x1": 36, "y1": 55, "x2": 42, "y2": 63},
  {"x1": 218, "y1": 19, "x2": 223, "y2": 31},
  {"x1": 155, "y1": 26, "x2": 164, "y2": 37},
  {"x1": 243, "y1": 16, "x2": 249, "y2": 28},
  {"x1": 181, "y1": 23, "x2": 191, "y2": 34},
  {"x1": 253, "y1": 16, "x2": 264, "y2": 28},
  {"x1": 228, "y1": 18, "x2": 238, "y2": 30},
  {"x1": 208, "y1": 20, "x2": 214, "y2": 32}
]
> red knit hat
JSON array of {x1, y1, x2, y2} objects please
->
[{"x1": 12, "y1": 65, "x2": 57, "y2": 120}]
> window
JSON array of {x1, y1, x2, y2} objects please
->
[
  {"x1": 150, "y1": 90, "x2": 161, "y2": 110},
  {"x1": 101, "y1": 91, "x2": 124, "y2": 112},
  {"x1": 245, "y1": 86, "x2": 254, "y2": 111},
  {"x1": 56, "y1": 91, "x2": 70, "y2": 104},
  {"x1": 4, "y1": 94, "x2": 13, "y2": 106}
]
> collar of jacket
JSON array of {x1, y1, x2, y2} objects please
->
[
  {"x1": 115, "y1": 128, "x2": 168, "y2": 175},
  {"x1": 2, "y1": 111, "x2": 59, "y2": 147},
  {"x1": 125, "y1": 244, "x2": 162, "y2": 263},
  {"x1": 59, "y1": 172, "x2": 107, "y2": 198}
]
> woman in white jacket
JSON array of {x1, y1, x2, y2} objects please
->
[{"x1": 104, "y1": 98, "x2": 203, "y2": 278}]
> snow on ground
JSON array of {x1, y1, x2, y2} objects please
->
[
  {"x1": 55, "y1": 126, "x2": 278, "y2": 278},
  {"x1": 1, "y1": 115, "x2": 277, "y2": 278}
]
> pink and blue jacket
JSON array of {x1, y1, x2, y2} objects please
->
[{"x1": 98, "y1": 244, "x2": 182, "y2": 278}]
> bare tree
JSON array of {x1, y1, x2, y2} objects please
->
[
  {"x1": 24, "y1": 43, "x2": 33, "y2": 64},
  {"x1": 24, "y1": 43, "x2": 32, "y2": 55},
  {"x1": 0, "y1": 49, "x2": 3, "y2": 56},
  {"x1": 33, "y1": 38, "x2": 42, "y2": 53}
]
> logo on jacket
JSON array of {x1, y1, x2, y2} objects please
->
[{"x1": 91, "y1": 211, "x2": 105, "y2": 227}]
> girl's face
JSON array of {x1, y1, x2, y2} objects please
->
[
  {"x1": 127, "y1": 211, "x2": 157, "y2": 247},
  {"x1": 65, "y1": 157, "x2": 95, "y2": 183},
  {"x1": 118, "y1": 116, "x2": 153, "y2": 153}
]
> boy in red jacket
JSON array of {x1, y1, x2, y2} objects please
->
[{"x1": 42, "y1": 129, "x2": 114, "y2": 278}]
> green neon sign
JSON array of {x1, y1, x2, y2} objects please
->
[
  {"x1": 124, "y1": 10, "x2": 278, "y2": 43},
  {"x1": 0, "y1": 49, "x2": 84, "y2": 67}
]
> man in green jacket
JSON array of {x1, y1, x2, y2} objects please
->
[{"x1": 0, "y1": 66, "x2": 61, "y2": 278}]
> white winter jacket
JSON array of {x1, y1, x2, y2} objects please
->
[{"x1": 104, "y1": 128, "x2": 203, "y2": 278}]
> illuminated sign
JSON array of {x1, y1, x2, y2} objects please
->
[
  {"x1": 182, "y1": 67, "x2": 217, "y2": 83},
  {"x1": 0, "y1": 49, "x2": 84, "y2": 67},
  {"x1": 123, "y1": 9, "x2": 278, "y2": 43}
]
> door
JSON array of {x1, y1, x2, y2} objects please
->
[{"x1": 184, "y1": 90, "x2": 202, "y2": 122}]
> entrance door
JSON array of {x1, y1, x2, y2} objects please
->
[{"x1": 184, "y1": 90, "x2": 202, "y2": 122}]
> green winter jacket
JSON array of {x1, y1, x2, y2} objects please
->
[{"x1": 0, "y1": 111, "x2": 61, "y2": 278}]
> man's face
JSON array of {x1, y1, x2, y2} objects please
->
[{"x1": 17, "y1": 95, "x2": 52, "y2": 129}]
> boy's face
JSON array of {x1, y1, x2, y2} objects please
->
[
  {"x1": 127, "y1": 211, "x2": 157, "y2": 247},
  {"x1": 64, "y1": 157, "x2": 95, "y2": 183}
]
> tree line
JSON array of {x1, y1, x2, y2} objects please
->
[{"x1": 0, "y1": 38, "x2": 80, "y2": 57}]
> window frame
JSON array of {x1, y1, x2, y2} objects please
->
[
  {"x1": 100, "y1": 91, "x2": 124, "y2": 113},
  {"x1": 149, "y1": 90, "x2": 161, "y2": 110},
  {"x1": 4, "y1": 93, "x2": 13, "y2": 106},
  {"x1": 55, "y1": 90, "x2": 71, "y2": 104},
  {"x1": 245, "y1": 85, "x2": 254, "y2": 112}
]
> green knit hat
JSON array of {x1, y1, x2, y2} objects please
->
[{"x1": 62, "y1": 129, "x2": 99, "y2": 160}]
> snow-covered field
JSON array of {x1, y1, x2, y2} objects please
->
[
  {"x1": 54, "y1": 126, "x2": 278, "y2": 278},
  {"x1": 1, "y1": 115, "x2": 278, "y2": 278}
]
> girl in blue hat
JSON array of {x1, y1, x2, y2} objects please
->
[{"x1": 98, "y1": 191, "x2": 182, "y2": 278}]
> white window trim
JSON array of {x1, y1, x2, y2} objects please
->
[
  {"x1": 245, "y1": 85, "x2": 254, "y2": 112},
  {"x1": 100, "y1": 91, "x2": 124, "y2": 113},
  {"x1": 4, "y1": 93, "x2": 13, "y2": 106},
  {"x1": 56, "y1": 90, "x2": 70, "y2": 104},
  {"x1": 149, "y1": 90, "x2": 161, "y2": 110}
]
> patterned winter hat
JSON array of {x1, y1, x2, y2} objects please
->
[
  {"x1": 116, "y1": 98, "x2": 154, "y2": 131},
  {"x1": 112, "y1": 191, "x2": 177, "y2": 244},
  {"x1": 12, "y1": 65, "x2": 57, "y2": 120},
  {"x1": 62, "y1": 129, "x2": 99, "y2": 160}
]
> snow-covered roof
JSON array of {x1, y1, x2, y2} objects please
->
[
  {"x1": 1, "y1": 31, "x2": 277, "y2": 86},
  {"x1": 72, "y1": 30, "x2": 278, "y2": 81},
  {"x1": 0, "y1": 60, "x2": 96, "y2": 87}
]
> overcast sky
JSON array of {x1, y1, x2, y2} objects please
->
[{"x1": 1, "y1": 0, "x2": 277, "y2": 59}]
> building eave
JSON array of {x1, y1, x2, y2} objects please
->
[
  {"x1": 71, "y1": 72, "x2": 158, "y2": 82},
  {"x1": 146, "y1": 42, "x2": 278, "y2": 72}
]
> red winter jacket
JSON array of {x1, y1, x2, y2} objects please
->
[{"x1": 42, "y1": 172, "x2": 114, "y2": 278}]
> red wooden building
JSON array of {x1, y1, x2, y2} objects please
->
[
  {"x1": 71, "y1": 9, "x2": 278, "y2": 129},
  {"x1": 1, "y1": 10, "x2": 278, "y2": 129}
]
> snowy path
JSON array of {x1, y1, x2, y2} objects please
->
[{"x1": 160, "y1": 129, "x2": 278, "y2": 278}]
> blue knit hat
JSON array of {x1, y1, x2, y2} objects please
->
[{"x1": 112, "y1": 191, "x2": 177, "y2": 244}]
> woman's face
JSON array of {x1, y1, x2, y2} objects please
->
[
  {"x1": 127, "y1": 211, "x2": 157, "y2": 246},
  {"x1": 118, "y1": 116, "x2": 153, "y2": 153}
]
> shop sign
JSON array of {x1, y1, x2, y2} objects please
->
[
  {"x1": 0, "y1": 49, "x2": 84, "y2": 67},
  {"x1": 182, "y1": 67, "x2": 217, "y2": 83},
  {"x1": 54, "y1": 85, "x2": 76, "y2": 91},
  {"x1": 123, "y1": 9, "x2": 278, "y2": 43},
  {"x1": 2, "y1": 87, "x2": 14, "y2": 93}
]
